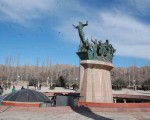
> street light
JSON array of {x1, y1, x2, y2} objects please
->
[
  {"x1": 47, "y1": 77, "x2": 49, "y2": 86},
  {"x1": 17, "y1": 75, "x2": 20, "y2": 82},
  {"x1": 75, "y1": 78, "x2": 78, "y2": 83},
  {"x1": 133, "y1": 79, "x2": 136, "y2": 91}
]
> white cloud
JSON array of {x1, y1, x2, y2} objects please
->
[
  {"x1": 128, "y1": 0, "x2": 150, "y2": 15},
  {"x1": 99, "y1": 12, "x2": 150, "y2": 43},
  {"x1": 0, "y1": 0, "x2": 57, "y2": 26},
  {"x1": 0, "y1": 0, "x2": 86, "y2": 27},
  {"x1": 97, "y1": 12, "x2": 150, "y2": 59}
]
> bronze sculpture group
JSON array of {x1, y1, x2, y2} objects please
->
[{"x1": 73, "y1": 21, "x2": 116, "y2": 63}]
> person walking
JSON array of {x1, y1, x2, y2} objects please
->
[
  {"x1": 39, "y1": 84, "x2": 42, "y2": 90},
  {"x1": 12, "y1": 86, "x2": 16, "y2": 92},
  {"x1": 0, "y1": 85, "x2": 3, "y2": 105},
  {"x1": 21, "y1": 86, "x2": 24, "y2": 90}
]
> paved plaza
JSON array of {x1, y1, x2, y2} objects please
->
[
  {"x1": 2, "y1": 85, "x2": 76, "y2": 95},
  {"x1": 2, "y1": 85, "x2": 150, "y2": 96},
  {"x1": 0, "y1": 106, "x2": 150, "y2": 120},
  {"x1": 0, "y1": 86, "x2": 150, "y2": 120}
]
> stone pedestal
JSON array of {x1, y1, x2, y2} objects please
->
[{"x1": 79, "y1": 60, "x2": 113, "y2": 103}]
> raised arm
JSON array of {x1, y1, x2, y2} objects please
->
[
  {"x1": 83, "y1": 21, "x2": 88, "y2": 26},
  {"x1": 72, "y1": 24, "x2": 78, "y2": 29},
  {"x1": 91, "y1": 39, "x2": 95, "y2": 43}
]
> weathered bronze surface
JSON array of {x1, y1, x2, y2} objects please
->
[{"x1": 73, "y1": 21, "x2": 116, "y2": 63}]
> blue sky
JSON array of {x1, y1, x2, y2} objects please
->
[{"x1": 0, "y1": 0, "x2": 150, "y2": 67}]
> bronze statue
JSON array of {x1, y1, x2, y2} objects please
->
[
  {"x1": 73, "y1": 21, "x2": 88, "y2": 51},
  {"x1": 91, "y1": 39, "x2": 98, "y2": 59},
  {"x1": 74, "y1": 21, "x2": 116, "y2": 63}
]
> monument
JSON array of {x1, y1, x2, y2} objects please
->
[{"x1": 73, "y1": 21, "x2": 116, "y2": 103}]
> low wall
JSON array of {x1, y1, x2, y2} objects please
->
[
  {"x1": 2, "y1": 101, "x2": 40, "y2": 107},
  {"x1": 78, "y1": 101, "x2": 150, "y2": 108},
  {"x1": 113, "y1": 94, "x2": 150, "y2": 100},
  {"x1": 43, "y1": 92, "x2": 79, "y2": 97},
  {"x1": 78, "y1": 102, "x2": 150, "y2": 112}
]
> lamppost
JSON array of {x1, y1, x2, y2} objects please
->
[
  {"x1": 128, "y1": 72, "x2": 131, "y2": 87},
  {"x1": 133, "y1": 79, "x2": 136, "y2": 91},
  {"x1": 126, "y1": 72, "x2": 131, "y2": 88},
  {"x1": 75, "y1": 78, "x2": 78, "y2": 84},
  {"x1": 17, "y1": 75, "x2": 20, "y2": 82},
  {"x1": 47, "y1": 77, "x2": 49, "y2": 86}
]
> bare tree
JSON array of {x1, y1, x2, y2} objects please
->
[
  {"x1": 46, "y1": 57, "x2": 52, "y2": 86},
  {"x1": 24, "y1": 59, "x2": 30, "y2": 85},
  {"x1": 5, "y1": 56, "x2": 12, "y2": 86}
]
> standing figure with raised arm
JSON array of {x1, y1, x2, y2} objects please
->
[
  {"x1": 73, "y1": 21, "x2": 88, "y2": 51},
  {"x1": 91, "y1": 39, "x2": 98, "y2": 59}
]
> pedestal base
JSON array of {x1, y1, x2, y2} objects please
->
[{"x1": 79, "y1": 60, "x2": 113, "y2": 103}]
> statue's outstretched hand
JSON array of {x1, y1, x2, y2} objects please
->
[
  {"x1": 86, "y1": 21, "x2": 88, "y2": 24},
  {"x1": 73, "y1": 24, "x2": 77, "y2": 28}
]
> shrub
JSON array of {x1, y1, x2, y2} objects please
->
[
  {"x1": 29, "y1": 78, "x2": 38, "y2": 86},
  {"x1": 112, "y1": 78, "x2": 127, "y2": 90},
  {"x1": 50, "y1": 83, "x2": 56, "y2": 90}
]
